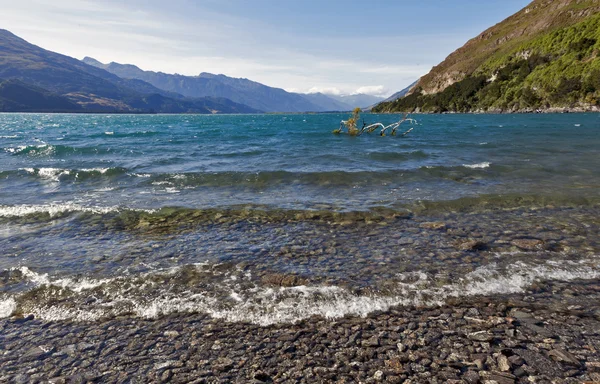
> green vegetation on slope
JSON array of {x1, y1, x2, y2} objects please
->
[{"x1": 374, "y1": 3, "x2": 600, "y2": 113}]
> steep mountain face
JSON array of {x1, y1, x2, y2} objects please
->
[
  {"x1": 0, "y1": 79, "x2": 82, "y2": 112},
  {"x1": 379, "y1": 81, "x2": 418, "y2": 104},
  {"x1": 0, "y1": 30, "x2": 258, "y2": 113},
  {"x1": 374, "y1": 0, "x2": 600, "y2": 113},
  {"x1": 83, "y1": 58, "x2": 331, "y2": 112}
]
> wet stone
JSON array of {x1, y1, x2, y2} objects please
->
[
  {"x1": 419, "y1": 222, "x2": 446, "y2": 230},
  {"x1": 511, "y1": 239, "x2": 544, "y2": 251},
  {"x1": 362, "y1": 336, "x2": 380, "y2": 347},
  {"x1": 548, "y1": 349, "x2": 580, "y2": 366},
  {"x1": 488, "y1": 371, "x2": 516, "y2": 384},
  {"x1": 213, "y1": 357, "x2": 234, "y2": 372},
  {"x1": 462, "y1": 370, "x2": 480, "y2": 384},
  {"x1": 468, "y1": 331, "x2": 494, "y2": 342},
  {"x1": 494, "y1": 354, "x2": 511, "y2": 372},
  {"x1": 457, "y1": 239, "x2": 487, "y2": 251}
]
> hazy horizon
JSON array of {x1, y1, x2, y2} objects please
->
[{"x1": 1, "y1": 0, "x2": 530, "y2": 97}]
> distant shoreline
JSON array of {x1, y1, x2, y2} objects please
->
[
  {"x1": 375, "y1": 106, "x2": 600, "y2": 115},
  {"x1": 1, "y1": 109, "x2": 599, "y2": 115}
]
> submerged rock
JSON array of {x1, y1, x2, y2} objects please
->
[
  {"x1": 511, "y1": 238, "x2": 544, "y2": 250},
  {"x1": 419, "y1": 222, "x2": 446, "y2": 230}
]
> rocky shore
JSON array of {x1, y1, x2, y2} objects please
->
[{"x1": 1, "y1": 280, "x2": 599, "y2": 383}]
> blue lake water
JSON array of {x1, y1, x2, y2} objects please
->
[{"x1": 0, "y1": 113, "x2": 599, "y2": 324}]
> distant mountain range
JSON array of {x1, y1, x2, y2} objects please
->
[
  {"x1": 0, "y1": 28, "x2": 386, "y2": 113},
  {"x1": 0, "y1": 29, "x2": 260, "y2": 114},
  {"x1": 83, "y1": 57, "x2": 383, "y2": 112},
  {"x1": 374, "y1": 0, "x2": 600, "y2": 113}
]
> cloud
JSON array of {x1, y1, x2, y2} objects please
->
[
  {"x1": 307, "y1": 87, "x2": 343, "y2": 95},
  {"x1": 352, "y1": 85, "x2": 389, "y2": 97},
  {"x1": 0, "y1": 0, "x2": 443, "y2": 95},
  {"x1": 359, "y1": 65, "x2": 426, "y2": 76}
]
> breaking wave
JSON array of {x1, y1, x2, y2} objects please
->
[
  {"x1": 2, "y1": 257, "x2": 598, "y2": 325},
  {"x1": 0, "y1": 203, "x2": 152, "y2": 218},
  {"x1": 463, "y1": 162, "x2": 491, "y2": 169},
  {"x1": 4, "y1": 144, "x2": 112, "y2": 157}
]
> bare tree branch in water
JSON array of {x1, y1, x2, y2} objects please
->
[{"x1": 334, "y1": 111, "x2": 417, "y2": 137}]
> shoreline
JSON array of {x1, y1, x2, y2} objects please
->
[
  {"x1": 1, "y1": 279, "x2": 599, "y2": 383},
  {"x1": 1, "y1": 107, "x2": 600, "y2": 115},
  {"x1": 375, "y1": 106, "x2": 600, "y2": 115}
]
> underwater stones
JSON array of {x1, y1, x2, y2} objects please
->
[
  {"x1": 511, "y1": 239, "x2": 544, "y2": 251},
  {"x1": 456, "y1": 239, "x2": 487, "y2": 251},
  {"x1": 419, "y1": 222, "x2": 446, "y2": 230},
  {"x1": 22, "y1": 345, "x2": 54, "y2": 361},
  {"x1": 260, "y1": 273, "x2": 307, "y2": 287}
]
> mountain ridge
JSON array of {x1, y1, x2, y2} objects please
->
[
  {"x1": 0, "y1": 30, "x2": 259, "y2": 113},
  {"x1": 374, "y1": 0, "x2": 600, "y2": 113},
  {"x1": 82, "y1": 57, "x2": 346, "y2": 112}
]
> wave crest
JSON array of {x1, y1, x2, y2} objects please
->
[{"x1": 3, "y1": 258, "x2": 598, "y2": 325}]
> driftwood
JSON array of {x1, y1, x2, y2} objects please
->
[{"x1": 335, "y1": 113, "x2": 417, "y2": 137}]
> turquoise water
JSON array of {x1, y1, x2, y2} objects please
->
[
  {"x1": 1, "y1": 113, "x2": 599, "y2": 210},
  {"x1": 0, "y1": 113, "x2": 599, "y2": 324}
]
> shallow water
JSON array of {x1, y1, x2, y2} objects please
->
[{"x1": 0, "y1": 113, "x2": 599, "y2": 324}]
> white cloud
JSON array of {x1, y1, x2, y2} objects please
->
[
  {"x1": 307, "y1": 87, "x2": 343, "y2": 95},
  {"x1": 0, "y1": 0, "x2": 448, "y2": 95},
  {"x1": 359, "y1": 65, "x2": 426, "y2": 76},
  {"x1": 353, "y1": 86, "x2": 389, "y2": 97}
]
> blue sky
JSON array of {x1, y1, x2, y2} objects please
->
[{"x1": 2, "y1": 0, "x2": 530, "y2": 97}]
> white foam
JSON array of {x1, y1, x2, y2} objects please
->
[
  {"x1": 463, "y1": 162, "x2": 491, "y2": 169},
  {"x1": 20, "y1": 167, "x2": 71, "y2": 182},
  {"x1": 79, "y1": 168, "x2": 110, "y2": 174},
  {"x1": 6, "y1": 258, "x2": 599, "y2": 325},
  {"x1": 0, "y1": 297, "x2": 16, "y2": 318},
  {"x1": 105, "y1": 131, "x2": 114, "y2": 135},
  {"x1": 4, "y1": 145, "x2": 27, "y2": 154},
  {"x1": 0, "y1": 203, "x2": 121, "y2": 218},
  {"x1": 14, "y1": 266, "x2": 114, "y2": 293},
  {"x1": 5, "y1": 144, "x2": 53, "y2": 156}
]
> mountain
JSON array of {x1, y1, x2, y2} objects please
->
[
  {"x1": 0, "y1": 78, "x2": 82, "y2": 112},
  {"x1": 300, "y1": 93, "x2": 352, "y2": 111},
  {"x1": 329, "y1": 93, "x2": 384, "y2": 109},
  {"x1": 379, "y1": 81, "x2": 418, "y2": 104},
  {"x1": 0, "y1": 29, "x2": 258, "y2": 113},
  {"x1": 374, "y1": 0, "x2": 600, "y2": 113},
  {"x1": 83, "y1": 58, "x2": 330, "y2": 112}
]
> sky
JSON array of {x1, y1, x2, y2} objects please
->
[{"x1": 0, "y1": 0, "x2": 531, "y2": 97}]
